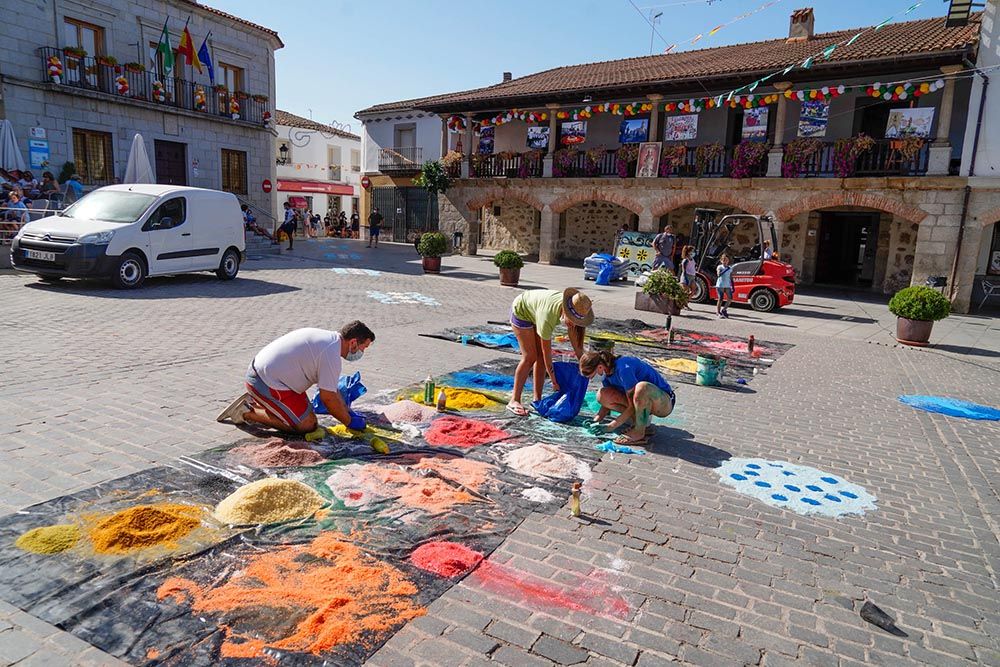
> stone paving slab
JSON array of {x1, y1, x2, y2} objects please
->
[{"x1": 0, "y1": 239, "x2": 998, "y2": 666}]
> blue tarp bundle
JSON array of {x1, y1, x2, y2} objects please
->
[
  {"x1": 595, "y1": 260, "x2": 615, "y2": 286},
  {"x1": 898, "y1": 395, "x2": 1000, "y2": 421},
  {"x1": 473, "y1": 332, "x2": 520, "y2": 351},
  {"x1": 312, "y1": 372, "x2": 367, "y2": 414},
  {"x1": 532, "y1": 361, "x2": 589, "y2": 423}
]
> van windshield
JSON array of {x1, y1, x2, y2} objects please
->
[{"x1": 62, "y1": 191, "x2": 158, "y2": 224}]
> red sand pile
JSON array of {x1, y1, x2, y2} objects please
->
[
  {"x1": 424, "y1": 417, "x2": 509, "y2": 448},
  {"x1": 227, "y1": 438, "x2": 325, "y2": 468},
  {"x1": 157, "y1": 532, "x2": 425, "y2": 659},
  {"x1": 410, "y1": 541, "x2": 483, "y2": 578}
]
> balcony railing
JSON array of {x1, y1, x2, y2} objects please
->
[
  {"x1": 378, "y1": 146, "x2": 423, "y2": 171},
  {"x1": 782, "y1": 139, "x2": 930, "y2": 177},
  {"x1": 39, "y1": 47, "x2": 269, "y2": 124},
  {"x1": 471, "y1": 153, "x2": 543, "y2": 178}
]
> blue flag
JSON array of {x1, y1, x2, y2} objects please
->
[{"x1": 197, "y1": 32, "x2": 214, "y2": 84}]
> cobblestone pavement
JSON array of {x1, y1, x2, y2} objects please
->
[{"x1": 1, "y1": 238, "x2": 998, "y2": 666}]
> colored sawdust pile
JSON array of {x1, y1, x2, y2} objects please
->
[
  {"x1": 157, "y1": 532, "x2": 425, "y2": 659},
  {"x1": 704, "y1": 339, "x2": 770, "y2": 355},
  {"x1": 655, "y1": 358, "x2": 699, "y2": 374},
  {"x1": 89, "y1": 503, "x2": 203, "y2": 554},
  {"x1": 227, "y1": 438, "x2": 325, "y2": 468},
  {"x1": 379, "y1": 400, "x2": 439, "y2": 423},
  {"x1": 326, "y1": 462, "x2": 477, "y2": 513},
  {"x1": 410, "y1": 387, "x2": 500, "y2": 411},
  {"x1": 214, "y1": 479, "x2": 325, "y2": 525},
  {"x1": 520, "y1": 487, "x2": 555, "y2": 503},
  {"x1": 15, "y1": 524, "x2": 80, "y2": 554},
  {"x1": 446, "y1": 371, "x2": 518, "y2": 392},
  {"x1": 424, "y1": 416, "x2": 509, "y2": 448},
  {"x1": 504, "y1": 443, "x2": 591, "y2": 481},
  {"x1": 410, "y1": 541, "x2": 483, "y2": 578},
  {"x1": 409, "y1": 455, "x2": 494, "y2": 490}
]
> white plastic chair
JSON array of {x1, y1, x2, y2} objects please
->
[{"x1": 980, "y1": 278, "x2": 999, "y2": 312}]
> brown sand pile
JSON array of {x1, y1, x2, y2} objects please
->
[
  {"x1": 214, "y1": 478, "x2": 325, "y2": 525},
  {"x1": 89, "y1": 504, "x2": 203, "y2": 554},
  {"x1": 15, "y1": 524, "x2": 80, "y2": 554},
  {"x1": 227, "y1": 438, "x2": 324, "y2": 468},
  {"x1": 380, "y1": 400, "x2": 439, "y2": 422}
]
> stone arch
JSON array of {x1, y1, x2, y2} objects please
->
[
  {"x1": 550, "y1": 189, "x2": 644, "y2": 216},
  {"x1": 465, "y1": 188, "x2": 543, "y2": 212},
  {"x1": 649, "y1": 190, "x2": 766, "y2": 218},
  {"x1": 776, "y1": 192, "x2": 928, "y2": 225},
  {"x1": 974, "y1": 206, "x2": 1000, "y2": 228}
]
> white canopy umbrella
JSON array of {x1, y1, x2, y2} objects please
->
[
  {"x1": 0, "y1": 119, "x2": 27, "y2": 172},
  {"x1": 123, "y1": 133, "x2": 155, "y2": 184}
]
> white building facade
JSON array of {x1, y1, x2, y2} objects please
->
[{"x1": 274, "y1": 110, "x2": 361, "y2": 218}]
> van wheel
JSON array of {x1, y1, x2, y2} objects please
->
[
  {"x1": 216, "y1": 248, "x2": 240, "y2": 280},
  {"x1": 690, "y1": 275, "x2": 710, "y2": 303},
  {"x1": 750, "y1": 288, "x2": 777, "y2": 312},
  {"x1": 112, "y1": 252, "x2": 146, "y2": 289}
]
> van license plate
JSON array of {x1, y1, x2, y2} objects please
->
[{"x1": 25, "y1": 249, "x2": 56, "y2": 262}]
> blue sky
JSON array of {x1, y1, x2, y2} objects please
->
[{"x1": 206, "y1": 0, "x2": 953, "y2": 132}]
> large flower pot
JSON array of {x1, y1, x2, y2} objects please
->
[
  {"x1": 422, "y1": 256, "x2": 441, "y2": 274},
  {"x1": 499, "y1": 267, "x2": 521, "y2": 286},
  {"x1": 896, "y1": 317, "x2": 933, "y2": 346},
  {"x1": 635, "y1": 292, "x2": 681, "y2": 316}
]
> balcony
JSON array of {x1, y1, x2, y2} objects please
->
[
  {"x1": 471, "y1": 152, "x2": 543, "y2": 178},
  {"x1": 378, "y1": 146, "x2": 422, "y2": 172},
  {"x1": 781, "y1": 138, "x2": 930, "y2": 178},
  {"x1": 39, "y1": 47, "x2": 270, "y2": 125}
]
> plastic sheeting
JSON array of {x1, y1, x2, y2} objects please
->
[
  {"x1": 898, "y1": 395, "x2": 1000, "y2": 421},
  {"x1": 532, "y1": 362, "x2": 589, "y2": 423}
]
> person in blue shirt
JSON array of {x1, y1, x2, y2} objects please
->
[
  {"x1": 579, "y1": 350, "x2": 675, "y2": 446},
  {"x1": 716, "y1": 253, "x2": 734, "y2": 318}
]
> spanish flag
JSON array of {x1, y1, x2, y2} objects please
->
[{"x1": 177, "y1": 19, "x2": 201, "y2": 73}]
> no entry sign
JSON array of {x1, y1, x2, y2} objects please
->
[
  {"x1": 361, "y1": 176, "x2": 371, "y2": 190},
  {"x1": 262, "y1": 179, "x2": 272, "y2": 193}
]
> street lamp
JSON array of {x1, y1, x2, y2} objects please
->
[
  {"x1": 649, "y1": 11, "x2": 663, "y2": 55},
  {"x1": 277, "y1": 143, "x2": 289, "y2": 165}
]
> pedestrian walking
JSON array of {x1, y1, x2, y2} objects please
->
[
  {"x1": 652, "y1": 223, "x2": 676, "y2": 271},
  {"x1": 367, "y1": 207, "x2": 383, "y2": 248},
  {"x1": 279, "y1": 202, "x2": 297, "y2": 250},
  {"x1": 350, "y1": 210, "x2": 360, "y2": 239}
]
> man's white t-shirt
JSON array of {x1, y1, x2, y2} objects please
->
[{"x1": 254, "y1": 328, "x2": 342, "y2": 394}]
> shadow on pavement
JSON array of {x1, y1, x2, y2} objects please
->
[
  {"x1": 647, "y1": 427, "x2": 732, "y2": 468},
  {"x1": 929, "y1": 343, "x2": 1000, "y2": 358},
  {"x1": 25, "y1": 274, "x2": 299, "y2": 299}
]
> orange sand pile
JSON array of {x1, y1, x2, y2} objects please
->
[
  {"x1": 409, "y1": 455, "x2": 494, "y2": 491},
  {"x1": 362, "y1": 466, "x2": 476, "y2": 513},
  {"x1": 157, "y1": 532, "x2": 425, "y2": 658},
  {"x1": 89, "y1": 504, "x2": 203, "y2": 554},
  {"x1": 325, "y1": 461, "x2": 479, "y2": 513}
]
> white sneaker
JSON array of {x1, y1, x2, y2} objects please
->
[{"x1": 217, "y1": 392, "x2": 251, "y2": 424}]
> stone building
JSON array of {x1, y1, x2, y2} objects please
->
[
  {"x1": 0, "y1": 0, "x2": 281, "y2": 216},
  {"x1": 359, "y1": 8, "x2": 1000, "y2": 312}
]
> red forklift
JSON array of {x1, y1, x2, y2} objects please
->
[{"x1": 687, "y1": 208, "x2": 796, "y2": 312}]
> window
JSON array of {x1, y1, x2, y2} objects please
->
[
  {"x1": 219, "y1": 62, "x2": 244, "y2": 93},
  {"x1": 327, "y1": 145, "x2": 342, "y2": 181},
  {"x1": 144, "y1": 197, "x2": 187, "y2": 231},
  {"x1": 394, "y1": 124, "x2": 416, "y2": 148},
  {"x1": 351, "y1": 149, "x2": 361, "y2": 172},
  {"x1": 988, "y1": 224, "x2": 1000, "y2": 276},
  {"x1": 72, "y1": 128, "x2": 113, "y2": 185},
  {"x1": 221, "y1": 149, "x2": 248, "y2": 195},
  {"x1": 63, "y1": 18, "x2": 105, "y2": 56}
]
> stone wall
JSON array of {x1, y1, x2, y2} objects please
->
[
  {"x1": 479, "y1": 201, "x2": 539, "y2": 255},
  {"x1": 560, "y1": 201, "x2": 631, "y2": 260}
]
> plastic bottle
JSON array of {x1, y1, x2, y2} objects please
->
[
  {"x1": 748, "y1": 335, "x2": 755, "y2": 354},
  {"x1": 668, "y1": 327, "x2": 676, "y2": 345},
  {"x1": 423, "y1": 376, "x2": 435, "y2": 405},
  {"x1": 436, "y1": 388, "x2": 448, "y2": 412},
  {"x1": 570, "y1": 482, "x2": 581, "y2": 517}
]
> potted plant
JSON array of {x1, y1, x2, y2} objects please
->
[
  {"x1": 251, "y1": 93, "x2": 269, "y2": 103},
  {"x1": 417, "y1": 232, "x2": 448, "y2": 273},
  {"x1": 695, "y1": 142, "x2": 725, "y2": 176},
  {"x1": 888, "y1": 285, "x2": 950, "y2": 346},
  {"x1": 95, "y1": 55, "x2": 117, "y2": 67},
  {"x1": 635, "y1": 269, "x2": 688, "y2": 315},
  {"x1": 493, "y1": 250, "x2": 524, "y2": 286},
  {"x1": 731, "y1": 141, "x2": 769, "y2": 179}
]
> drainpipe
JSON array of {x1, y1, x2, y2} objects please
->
[{"x1": 948, "y1": 62, "x2": 988, "y2": 301}]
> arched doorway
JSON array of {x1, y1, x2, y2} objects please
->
[
  {"x1": 558, "y1": 201, "x2": 638, "y2": 260},
  {"x1": 971, "y1": 219, "x2": 1000, "y2": 310},
  {"x1": 477, "y1": 199, "x2": 541, "y2": 257},
  {"x1": 655, "y1": 203, "x2": 751, "y2": 258}
]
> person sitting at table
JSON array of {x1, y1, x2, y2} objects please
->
[
  {"x1": 2, "y1": 193, "x2": 29, "y2": 222},
  {"x1": 38, "y1": 172, "x2": 59, "y2": 197}
]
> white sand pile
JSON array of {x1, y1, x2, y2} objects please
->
[
  {"x1": 503, "y1": 443, "x2": 591, "y2": 481},
  {"x1": 380, "y1": 400, "x2": 439, "y2": 423},
  {"x1": 214, "y1": 478, "x2": 325, "y2": 525},
  {"x1": 521, "y1": 487, "x2": 556, "y2": 503}
]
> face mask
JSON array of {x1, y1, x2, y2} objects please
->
[
  {"x1": 346, "y1": 346, "x2": 364, "y2": 362},
  {"x1": 593, "y1": 369, "x2": 606, "y2": 382}
]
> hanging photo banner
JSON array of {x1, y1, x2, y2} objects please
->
[
  {"x1": 526, "y1": 126, "x2": 549, "y2": 150},
  {"x1": 797, "y1": 101, "x2": 829, "y2": 138},
  {"x1": 885, "y1": 108, "x2": 935, "y2": 138},
  {"x1": 478, "y1": 126, "x2": 494, "y2": 154},
  {"x1": 636, "y1": 142, "x2": 662, "y2": 178},
  {"x1": 742, "y1": 108, "x2": 769, "y2": 141},
  {"x1": 664, "y1": 114, "x2": 699, "y2": 141},
  {"x1": 619, "y1": 118, "x2": 649, "y2": 144},
  {"x1": 560, "y1": 121, "x2": 587, "y2": 146}
]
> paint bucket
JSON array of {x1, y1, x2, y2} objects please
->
[{"x1": 696, "y1": 354, "x2": 726, "y2": 386}]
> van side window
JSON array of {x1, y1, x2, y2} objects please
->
[{"x1": 144, "y1": 197, "x2": 186, "y2": 231}]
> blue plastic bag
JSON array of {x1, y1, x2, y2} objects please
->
[
  {"x1": 532, "y1": 361, "x2": 589, "y2": 423},
  {"x1": 312, "y1": 372, "x2": 367, "y2": 414},
  {"x1": 595, "y1": 260, "x2": 614, "y2": 286}
]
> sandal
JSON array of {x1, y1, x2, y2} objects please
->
[
  {"x1": 506, "y1": 402, "x2": 529, "y2": 417},
  {"x1": 613, "y1": 433, "x2": 649, "y2": 446}
]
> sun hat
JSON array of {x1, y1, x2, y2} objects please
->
[{"x1": 562, "y1": 288, "x2": 595, "y2": 327}]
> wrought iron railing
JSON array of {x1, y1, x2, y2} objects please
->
[
  {"x1": 378, "y1": 147, "x2": 423, "y2": 171},
  {"x1": 39, "y1": 47, "x2": 270, "y2": 124},
  {"x1": 471, "y1": 153, "x2": 543, "y2": 178},
  {"x1": 782, "y1": 138, "x2": 930, "y2": 177}
]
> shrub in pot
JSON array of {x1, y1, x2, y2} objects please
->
[
  {"x1": 493, "y1": 250, "x2": 524, "y2": 286},
  {"x1": 636, "y1": 269, "x2": 688, "y2": 316},
  {"x1": 888, "y1": 285, "x2": 950, "y2": 346},
  {"x1": 417, "y1": 231, "x2": 448, "y2": 273}
]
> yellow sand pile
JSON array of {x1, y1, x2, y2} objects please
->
[
  {"x1": 409, "y1": 387, "x2": 500, "y2": 411},
  {"x1": 215, "y1": 478, "x2": 326, "y2": 525},
  {"x1": 655, "y1": 358, "x2": 699, "y2": 374},
  {"x1": 15, "y1": 524, "x2": 80, "y2": 554}
]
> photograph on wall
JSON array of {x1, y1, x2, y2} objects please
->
[
  {"x1": 990, "y1": 251, "x2": 1000, "y2": 276},
  {"x1": 560, "y1": 121, "x2": 587, "y2": 146},
  {"x1": 797, "y1": 101, "x2": 829, "y2": 138},
  {"x1": 664, "y1": 114, "x2": 698, "y2": 142},
  {"x1": 619, "y1": 118, "x2": 649, "y2": 144},
  {"x1": 477, "y1": 126, "x2": 495, "y2": 154},
  {"x1": 741, "y1": 108, "x2": 769, "y2": 141},
  {"x1": 526, "y1": 126, "x2": 550, "y2": 150},
  {"x1": 885, "y1": 108, "x2": 935, "y2": 139},
  {"x1": 636, "y1": 142, "x2": 662, "y2": 178}
]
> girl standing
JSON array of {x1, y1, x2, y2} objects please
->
[
  {"x1": 678, "y1": 245, "x2": 697, "y2": 304},
  {"x1": 716, "y1": 253, "x2": 734, "y2": 318}
]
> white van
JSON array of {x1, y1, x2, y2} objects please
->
[{"x1": 10, "y1": 184, "x2": 246, "y2": 289}]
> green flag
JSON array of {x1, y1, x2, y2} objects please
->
[{"x1": 154, "y1": 19, "x2": 174, "y2": 75}]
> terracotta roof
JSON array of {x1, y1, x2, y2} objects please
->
[
  {"x1": 179, "y1": 1, "x2": 284, "y2": 48},
  {"x1": 275, "y1": 110, "x2": 360, "y2": 140},
  {"x1": 355, "y1": 93, "x2": 460, "y2": 116},
  {"x1": 360, "y1": 14, "x2": 979, "y2": 114}
]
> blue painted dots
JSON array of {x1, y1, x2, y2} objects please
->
[
  {"x1": 746, "y1": 464, "x2": 762, "y2": 469},
  {"x1": 767, "y1": 463, "x2": 783, "y2": 468},
  {"x1": 754, "y1": 481, "x2": 772, "y2": 488},
  {"x1": 771, "y1": 494, "x2": 788, "y2": 501},
  {"x1": 801, "y1": 498, "x2": 822, "y2": 506},
  {"x1": 730, "y1": 473, "x2": 747, "y2": 481},
  {"x1": 839, "y1": 490, "x2": 858, "y2": 499},
  {"x1": 784, "y1": 485, "x2": 801, "y2": 492},
  {"x1": 821, "y1": 477, "x2": 839, "y2": 485},
  {"x1": 743, "y1": 470, "x2": 760, "y2": 477},
  {"x1": 806, "y1": 485, "x2": 823, "y2": 492},
  {"x1": 824, "y1": 494, "x2": 842, "y2": 503},
  {"x1": 782, "y1": 470, "x2": 796, "y2": 476}
]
